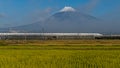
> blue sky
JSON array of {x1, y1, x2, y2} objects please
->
[{"x1": 0, "y1": 0, "x2": 120, "y2": 27}]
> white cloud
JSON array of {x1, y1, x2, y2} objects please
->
[
  {"x1": 80, "y1": 0, "x2": 100, "y2": 13},
  {"x1": 23, "y1": 8, "x2": 52, "y2": 24},
  {"x1": 0, "y1": 13, "x2": 6, "y2": 18}
]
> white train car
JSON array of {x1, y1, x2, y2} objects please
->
[
  {"x1": 0, "y1": 33, "x2": 103, "y2": 40},
  {"x1": 0, "y1": 33, "x2": 103, "y2": 36}
]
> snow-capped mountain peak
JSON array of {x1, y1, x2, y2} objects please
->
[{"x1": 60, "y1": 6, "x2": 76, "y2": 12}]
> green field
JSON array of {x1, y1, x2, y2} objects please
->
[{"x1": 0, "y1": 44, "x2": 120, "y2": 68}]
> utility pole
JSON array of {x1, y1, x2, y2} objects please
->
[
  {"x1": 42, "y1": 27, "x2": 45, "y2": 40},
  {"x1": 23, "y1": 30, "x2": 27, "y2": 43}
]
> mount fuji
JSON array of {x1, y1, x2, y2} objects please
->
[
  {"x1": 0, "y1": 6, "x2": 107, "y2": 33},
  {"x1": 43, "y1": 7, "x2": 100, "y2": 33}
]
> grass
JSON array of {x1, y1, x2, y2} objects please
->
[
  {"x1": 0, "y1": 40, "x2": 120, "y2": 68},
  {"x1": 2, "y1": 40, "x2": 120, "y2": 45}
]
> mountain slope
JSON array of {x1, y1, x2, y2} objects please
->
[
  {"x1": 43, "y1": 11, "x2": 100, "y2": 33},
  {"x1": 0, "y1": 22, "x2": 43, "y2": 33}
]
